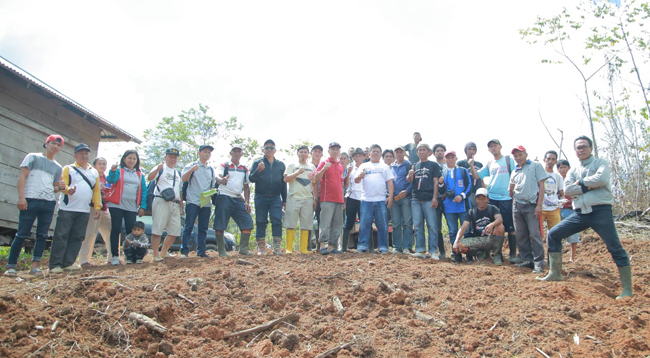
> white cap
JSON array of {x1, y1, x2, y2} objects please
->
[{"x1": 476, "y1": 188, "x2": 489, "y2": 197}]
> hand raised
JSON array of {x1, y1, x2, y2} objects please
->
[
  {"x1": 111, "y1": 162, "x2": 118, "y2": 171},
  {"x1": 258, "y1": 162, "x2": 266, "y2": 172}
]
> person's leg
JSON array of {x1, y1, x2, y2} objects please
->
[
  {"x1": 318, "y1": 202, "x2": 335, "y2": 252},
  {"x1": 357, "y1": 201, "x2": 374, "y2": 252},
  {"x1": 97, "y1": 210, "x2": 113, "y2": 262},
  {"x1": 513, "y1": 203, "x2": 533, "y2": 263},
  {"x1": 390, "y1": 201, "x2": 403, "y2": 251},
  {"x1": 411, "y1": 200, "x2": 426, "y2": 253},
  {"x1": 435, "y1": 206, "x2": 445, "y2": 257},
  {"x1": 374, "y1": 202, "x2": 389, "y2": 252},
  {"x1": 181, "y1": 203, "x2": 199, "y2": 256},
  {"x1": 135, "y1": 247, "x2": 147, "y2": 261},
  {"x1": 151, "y1": 198, "x2": 171, "y2": 258},
  {"x1": 401, "y1": 198, "x2": 414, "y2": 252},
  {"x1": 298, "y1": 198, "x2": 314, "y2": 253},
  {"x1": 328, "y1": 203, "x2": 344, "y2": 251},
  {"x1": 493, "y1": 199, "x2": 517, "y2": 262},
  {"x1": 31, "y1": 200, "x2": 56, "y2": 270},
  {"x1": 254, "y1": 195, "x2": 270, "y2": 251},
  {"x1": 123, "y1": 246, "x2": 134, "y2": 263},
  {"x1": 540, "y1": 211, "x2": 590, "y2": 281},
  {"x1": 63, "y1": 212, "x2": 90, "y2": 268},
  {"x1": 522, "y1": 205, "x2": 545, "y2": 266},
  {"x1": 230, "y1": 197, "x2": 255, "y2": 255},
  {"x1": 589, "y1": 208, "x2": 630, "y2": 267},
  {"x1": 424, "y1": 204, "x2": 439, "y2": 256},
  {"x1": 284, "y1": 198, "x2": 298, "y2": 253},
  {"x1": 196, "y1": 205, "x2": 211, "y2": 256},
  {"x1": 79, "y1": 207, "x2": 101, "y2": 265},
  {"x1": 108, "y1": 208, "x2": 126, "y2": 258},
  {"x1": 160, "y1": 202, "x2": 181, "y2": 256},
  {"x1": 49, "y1": 210, "x2": 75, "y2": 269},
  {"x1": 561, "y1": 208, "x2": 580, "y2": 261},
  {"x1": 269, "y1": 196, "x2": 284, "y2": 253}
]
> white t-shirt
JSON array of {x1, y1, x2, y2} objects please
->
[
  {"x1": 358, "y1": 161, "x2": 394, "y2": 202},
  {"x1": 59, "y1": 163, "x2": 100, "y2": 213},
  {"x1": 20, "y1": 153, "x2": 62, "y2": 201},
  {"x1": 155, "y1": 165, "x2": 182, "y2": 200},
  {"x1": 542, "y1": 171, "x2": 564, "y2": 211},
  {"x1": 217, "y1": 161, "x2": 250, "y2": 198},
  {"x1": 347, "y1": 165, "x2": 363, "y2": 201}
]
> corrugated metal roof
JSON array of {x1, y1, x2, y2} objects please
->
[{"x1": 0, "y1": 55, "x2": 141, "y2": 144}]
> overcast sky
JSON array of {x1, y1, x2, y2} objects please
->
[{"x1": 1, "y1": 0, "x2": 613, "y2": 165}]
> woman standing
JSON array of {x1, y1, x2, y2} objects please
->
[
  {"x1": 78, "y1": 157, "x2": 113, "y2": 266},
  {"x1": 106, "y1": 150, "x2": 146, "y2": 265}
]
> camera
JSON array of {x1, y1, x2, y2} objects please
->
[{"x1": 444, "y1": 190, "x2": 455, "y2": 198}]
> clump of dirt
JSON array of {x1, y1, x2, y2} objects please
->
[{"x1": 0, "y1": 231, "x2": 649, "y2": 357}]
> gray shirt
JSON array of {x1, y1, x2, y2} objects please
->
[
  {"x1": 20, "y1": 153, "x2": 62, "y2": 201},
  {"x1": 564, "y1": 155, "x2": 613, "y2": 214},
  {"x1": 510, "y1": 160, "x2": 548, "y2": 205},
  {"x1": 108, "y1": 168, "x2": 141, "y2": 212},
  {"x1": 182, "y1": 161, "x2": 215, "y2": 207}
]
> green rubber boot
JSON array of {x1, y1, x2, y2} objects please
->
[
  {"x1": 239, "y1": 233, "x2": 252, "y2": 255},
  {"x1": 216, "y1": 233, "x2": 229, "y2": 257},
  {"x1": 341, "y1": 229, "x2": 351, "y2": 253},
  {"x1": 490, "y1": 235, "x2": 506, "y2": 266},
  {"x1": 536, "y1": 252, "x2": 562, "y2": 281},
  {"x1": 616, "y1": 265, "x2": 633, "y2": 299}
]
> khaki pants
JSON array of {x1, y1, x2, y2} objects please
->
[{"x1": 78, "y1": 208, "x2": 112, "y2": 264}]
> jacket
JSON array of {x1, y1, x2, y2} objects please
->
[
  {"x1": 564, "y1": 155, "x2": 613, "y2": 214},
  {"x1": 106, "y1": 167, "x2": 148, "y2": 210},
  {"x1": 391, "y1": 160, "x2": 413, "y2": 197},
  {"x1": 250, "y1": 157, "x2": 287, "y2": 202}
]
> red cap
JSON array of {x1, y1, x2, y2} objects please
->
[
  {"x1": 43, "y1": 134, "x2": 64, "y2": 148},
  {"x1": 511, "y1": 145, "x2": 526, "y2": 154},
  {"x1": 444, "y1": 150, "x2": 456, "y2": 158}
]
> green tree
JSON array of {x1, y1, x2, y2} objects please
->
[{"x1": 140, "y1": 104, "x2": 242, "y2": 170}]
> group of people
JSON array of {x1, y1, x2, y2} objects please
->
[{"x1": 4, "y1": 132, "x2": 633, "y2": 300}]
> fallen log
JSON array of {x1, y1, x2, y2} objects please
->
[
  {"x1": 315, "y1": 341, "x2": 355, "y2": 358},
  {"x1": 413, "y1": 310, "x2": 446, "y2": 329},
  {"x1": 237, "y1": 259, "x2": 255, "y2": 266},
  {"x1": 129, "y1": 312, "x2": 168, "y2": 334},
  {"x1": 223, "y1": 312, "x2": 299, "y2": 339},
  {"x1": 378, "y1": 278, "x2": 396, "y2": 293}
]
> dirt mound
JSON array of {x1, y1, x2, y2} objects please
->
[{"x1": 1, "y1": 232, "x2": 649, "y2": 357}]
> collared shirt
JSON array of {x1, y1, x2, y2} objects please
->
[
  {"x1": 217, "y1": 161, "x2": 250, "y2": 198},
  {"x1": 510, "y1": 160, "x2": 548, "y2": 204},
  {"x1": 59, "y1": 162, "x2": 101, "y2": 213},
  {"x1": 391, "y1": 160, "x2": 412, "y2": 197},
  {"x1": 182, "y1": 161, "x2": 215, "y2": 207},
  {"x1": 317, "y1": 157, "x2": 344, "y2": 203}
]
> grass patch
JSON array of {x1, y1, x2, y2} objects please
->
[{"x1": 0, "y1": 246, "x2": 50, "y2": 272}]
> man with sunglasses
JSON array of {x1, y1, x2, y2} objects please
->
[{"x1": 250, "y1": 139, "x2": 287, "y2": 255}]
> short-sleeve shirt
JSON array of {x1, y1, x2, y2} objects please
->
[
  {"x1": 59, "y1": 163, "x2": 100, "y2": 213},
  {"x1": 155, "y1": 166, "x2": 182, "y2": 200},
  {"x1": 285, "y1": 162, "x2": 316, "y2": 200},
  {"x1": 542, "y1": 172, "x2": 564, "y2": 211},
  {"x1": 317, "y1": 157, "x2": 344, "y2": 203},
  {"x1": 404, "y1": 142, "x2": 420, "y2": 164},
  {"x1": 358, "y1": 161, "x2": 394, "y2": 202},
  {"x1": 347, "y1": 165, "x2": 363, "y2": 201},
  {"x1": 412, "y1": 160, "x2": 441, "y2": 202},
  {"x1": 20, "y1": 153, "x2": 62, "y2": 201},
  {"x1": 182, "y1": 161, "x2": 215, "y2": 207},
  {"x1": 108, "y1": 168, "x2": 142, "y2": 212},
  {"x1": 510, "y1": 161, "x2": 548, "y2": 205},
  {"x1": 217, "y1": 161, "x2": 250, "y2": 198},
  {"x1": 478, "y1": 155, "x2": 516, "y2": 201},
  {"x1": 467, "y1": 204, "x2": 501, "y2": 237}
]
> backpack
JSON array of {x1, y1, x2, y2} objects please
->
[
  {"x1": 181, "y1": 162, "x2": 215, "y2": 201},
  {"x1": 146, "y1": 170, "x2": 164, "y2": 210},
  {"x1": 470, "y1": 204, "x2": 495, "y2": 236}
]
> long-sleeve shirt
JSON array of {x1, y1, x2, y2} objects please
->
[
  {"x1": 564, "y1": 155, "x2": 613, "y2": 214},
  {"x1": 249, "y1": 157, "x2": 287, "y2": 202},
  {"x1": 124, "y1": 233, "x2": 150, "y2": 248},
  {"x1": 443, "y1": 166, "x2": 472, "y2": 213},
  {"x1": 391, "y1": 160, "x2": 413, "y2": 197}
]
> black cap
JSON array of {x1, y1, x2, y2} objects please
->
[
  {"x1": 311, "y1": 145, "x2": 323, "y2": 152},
  {"x1": 352, "y1": 148, "x2": 365, "y2": 157},
  {"x1": 166, "y1": 148, "x2": 180, "y2": 156},
  {"x1": 264, "y1": 139, "x2": 275, "y2": 146},
  {"x1": 487, "y1": 139, "x2": 501, "y2": 147},
  {"x1": 199, "y1": 145, "x2": 214, "y2": 152},
  {"x1": 74, "y1": 143, "x2": 91, "y2": 153},
  {"x1": 329, "y1": 142, "x2": 341, "y2": 149}
]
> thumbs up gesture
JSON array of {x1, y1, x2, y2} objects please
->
[
  {"x1": 408, "y1": 165, "x2": 415, "y2": 179},
  {"x1": 323, "y1": 162, "x2": 332, "y2": 170},
  {"x1": 222, "y1": 174, "x2": 230, "y2": 185},
  {"x1": 111, "y1": 162, "x2": 118, "y2": 171},
  {"x1": 192, "y1": 163, "x2": 200, "y2": 172}
]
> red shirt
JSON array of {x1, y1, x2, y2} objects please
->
[{"x1": 317, "y1": 157, "x2": 344, "y2": 203}]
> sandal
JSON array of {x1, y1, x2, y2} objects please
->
[
  {"x1": 4, "y1": 268, "x2": 17, "y2": 277},
  {"x1": 28, "y1": 268, "x2": 44, "y2": 277}
]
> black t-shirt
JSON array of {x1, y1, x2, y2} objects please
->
[
  {"x1": 412, "y1": 161, "x2": 441, "y2": 201},
  {"x1": 467, "y1": 204, "x2": 500, "y2": 237},
  {"x1": 457, "y1": 159, "x2": 484, "y2": 195}
]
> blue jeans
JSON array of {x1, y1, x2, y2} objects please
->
[
  {"x1": 390, "y1": 196, "x2": 413, "y2": 251},
  {"x1": 444, "y1": 211, "x2": 469, "y2": 246},
  {"x1": 181, "y1": 203, "x2": 212, "y2": 255},
  {"x1": 7, "y1": 199, "x2": 56, "y2": 268},
  {"x1": 411, "y1": 199, "x2": 438, "y2": 254},
  {"x1": 358, "y1": 201, "x2": 389, "y2": 252},
  {"x1": 548, "y1": 205, "x2": 629, "y2": 267},
  {"x1": 560, "y1": 208, "x2": 580, "y2": 244},
  {"x1": 254, "y1": 195, "x2": 283, "y2": 239}
]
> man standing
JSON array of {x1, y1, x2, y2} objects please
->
[
  {"x1": 470, "y1": 139, "x2": 517, "y2": 263},
  {"x1": 5, "y1": 135, "x2": 64, "y2": 277},
  {"x1": 313, "y1": 142, "x2": 345, "y2": 254},
  {"x1": 441, "y1": 151, "x2": 472, "y2": 262},
  {"x1": 540, "y1": 151, "x2": 564, "y2": 241},
  {"x1": 404, "y1": 132, "x2": 422, "y2": 164},
  {"x1": 509, "y1": 145, "x2": 548, "y2": 274},
  {"x1": 539, "y1": 136, "x2": 633, "y2": 300},
  {"x1": 408, "y1": 143, "x2": 442, "y2": 260},
  {"x1": 432, "y1": 143, "x2": 448, "y2": 257},
  {"x1": 556, "y1": 159, "x2": 580, "y2": 262},
  {"x1": 457, "y1": 142, "x2": 484, "y2": 209},
  {"x1": 180, "y1": 145, "x2": 216, "y2": 257},
  {"x1": 284, "y1": 145, "x2": 317, "y2": 254},
  {"x1": 390, "y1": 146, "x2": 413, "y2": 253},
  {"x1": 250, "y1": 140, "x2": 287, "y2": 255},
  {"x1": 49, "y1": 143, "x2": 102, "y2": 273},
  {"x1": 356, "y1": 144, "x2": 395, "y2": 254},
  {"x1": 148, "y1": 148, "x2": 184, "y2": 261},
  {"x1": 343, "y1": 148, "x2": 365, "y2": 251},
  {"x1": 214, "y1": 145, "x2": 254, "y2": 255},
  {"x1": 310, "y1": 145, "x2": 324, "y2": 249}
]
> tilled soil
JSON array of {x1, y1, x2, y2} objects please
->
[{"x1": 0, "y1": 232, "x2": 649, "y2": 358}]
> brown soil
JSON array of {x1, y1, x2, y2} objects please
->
[{"x1": 1, "y1": 231, "x2": 649, "y2": 358}]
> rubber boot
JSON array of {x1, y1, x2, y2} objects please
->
[
  {"x1": 616, "y1": 265, "x2": 633, "y2": 299},
  {"x1": 438, "y1": 232, "x2": 446, "y2": 258},
  {"x1": 286, "y1": 229, "x2": 295, "y2": 254},
  {"x1": 508, "y1": 233, "x2": 520, "y2": 263},
  {"x1": 491, "y1": 235, "x2": 506, "y2": 266},
  {"x1": 239, "y1": 233, "x2": 252, "y2": 255},
  {"x1": 216, "y1": 233, "x2": 229, "y2": 257},
  {"x1": 272, "y1": 237, "x2": 284, "y2": 255},
  {"x1": 536, "y1": 252, "x2": 562, "y2": 281},
  {"x1": 299, "y1": 230, "x2": 310, "y2": 254},
  {"x1": 257, "y1": 240, "x2": 266, "y2": 255},
  {"x1": 342, "y1": 229, "x2": 351, "y2": 253}
]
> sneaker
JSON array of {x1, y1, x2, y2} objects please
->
[
  {"x1": 49, "y1": 267, "x2": 63, "y2": 274},
  {"x1": 126, "y1": 261, "x2": 134, "y2": 265},
  {"x1": 355, "y1": 249, "x2": 368, "y2": 254},
  {"x1": 402, "y1": 248, "x2": 412, "y2": 254},
  {"x1": 430, "y1": 253, "x2": 440, "y2": 261},
  {"x1": 532, "y1": 261, "x2": 544, "y2": 274},
  {"x1": 28, "y1": 268, "x2": 44, "y2": 277},
  {"x1": 515, "y1": 260, "x2": 534, "y2": 269},
  {"x1": 163, "y1": 252, "x2": 176, "y2": 258},
  {"x1": 272, "y1": 249, "x2": 285, "y2": 255},
  {"x1": 509, "y1": 256, "x2": 523, "y2": 264},
  {"x1": 330, "y1": 249, "x2": 343, "y2": 254},
  {"x1": 63, "y1": 265, "x2": 81, "y2": 271},
  {"x1": 180, "y1": 254, "x2": 189, "y2": 259},
  {"x1": 111, "y1": 257, "x2": 120, "y2": 266},
  {"x1": 413, "y1": 252, "x2": 427, "y2": 259},
  {"x1": 380, "y1": 250, "x2": 390, "y2": 255},
  {"x1": 197, "y1": 252, "x2": 210, "y2": 258},
  {"x1": 320, "y1": 248, "x2": 330, "y2": 255},
  {"x1": 390, "y1": 248, "x2": 401, "y2": 254},
  {"x1": 136, "y1": 259, "x2": 143, "y2": 264},
  {"x1": 4, "y1": 268, "x2": 17, "y2": 277},
  {"x1": 154, "y1": 256, "x2": 163, "y2": 262}
]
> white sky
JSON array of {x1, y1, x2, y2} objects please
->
[{"x1": 0, "y1": 0, "x2": 620, "y2": 166}]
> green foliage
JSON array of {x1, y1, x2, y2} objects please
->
[
  {"x1": 229, "y1": 136, "x2": 261, "y2": 165},
  {"x1": 279, "y1": 139, "x2": 315, "y2": 160}
]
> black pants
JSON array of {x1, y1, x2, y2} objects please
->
[
  {"x1": 108, "y1": 208, "x2": 137, "y2": 257},
  {"x1": 124, "y1": 246, "x2": 147, "y2": 262},
  {"x1": 49, "y1": 210, "x2": 89, "y2": 268}
]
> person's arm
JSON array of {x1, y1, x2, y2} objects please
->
[
  {"x1": 249, "y1": 160, "x2": 261, "y2": 182},
  {"x1": 386, "y1": 179, "x2": 394, "y2": 209},
  {"x1": 91, "y1": 175, "x2": 102, "y2": 211},
  {"x1": 181, "y1": 162, "x2": 197, "y2": 182},
  {"x1": 243, "y1": 183, "x2": 251, "y2": 213},
  {"x1": 107, "y1": 166, "x2": 119, "y2": 184},
  {"x1": 406, "y1": 164, "x2": 415, "y2": 183},
  {"x1": 16, "y1": 167, "x2": 29, "y2": 210},
  {"x1": 404, "y1": 164, "x2": 413, "y2": 194},
  {"x1": 313, "y1": 162, "x2": 329, "y2": 182},
  {"x1": 535, "y1": 179, "x2": 546, "y2": 218},
  {"x1": 284, "y1": 165, "x2": 304, "y2": 183},
  {"x1": 138, "y1": 172, "x2": 147, "y2": 212},
  {"x1": 147, "y1": 163, "x2": 164, "y2": 181},
  {"x1": 483, "y1": 214, "x2": 503, "y2": 236},
  {"x1": 453, "y1": 220, "x2": 471, "y2": 252},
  {"x1": 61, "y1": 166, "x2": 72, "y2": 194},
  {"x1": 461, "y1": 168, "x2": 471, "y2": 198},
  {"x1": 581, "y1": 159, "x2": 610, "y2": 190}
]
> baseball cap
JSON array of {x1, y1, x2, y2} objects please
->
[
  {"x1": 311, "y1": 145, "x2": 323, "y2": 152},
  {"x1": 199, "y1": 145, "x2": 214, "y2": 152},
  {"x1": 511, "y1": 145, "x2": 526, "y2": 154},
  {"x1": 329, "y1": 142, "x2": 341, "y2": 149},
  {"x1": 231, "y1": 144, "x2": 243, "y2": 151},
  {"x1": 264, "y1": 139, "x2": 275, "y2": 146},
  {"x1": 74, "y1": 143, "x2": 91, "y2": 153},
  {"x1": 166, "y1": 148, "x2": 180, "y2": 156},
  {"x1": 476, "y1": 188, "x2": 489, "y2": 197},
  {"x1": 444, "y1": 150, "x2": 456, "y2": 158},
  {"x1": 487, "y1": 139, "x2": 501, "y2": 147},
  {"x1": 43, "y1": 134, "x2": 64, "y2": 148},
  {"x1": 394, "y1": 145, "x2": 406, "y2": 152}
]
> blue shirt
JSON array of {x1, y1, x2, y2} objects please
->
[
  {"x1": 391, "y1": 160, "x2": 412, "y2": 197},
  {"x1": 443, "y1": 167, "x2": 472, "y2": 213},
  {"x1": 478, "y1": 155, "x2": 516, "y2": 201}
]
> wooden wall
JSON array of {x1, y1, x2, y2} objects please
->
[{"x1": 0, "y1": 67, "x2": 102, "y2": 234}]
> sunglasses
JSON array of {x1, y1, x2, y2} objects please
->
[{"x1": 264, "y1": 146, "x2": 275, "y2": 150}]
